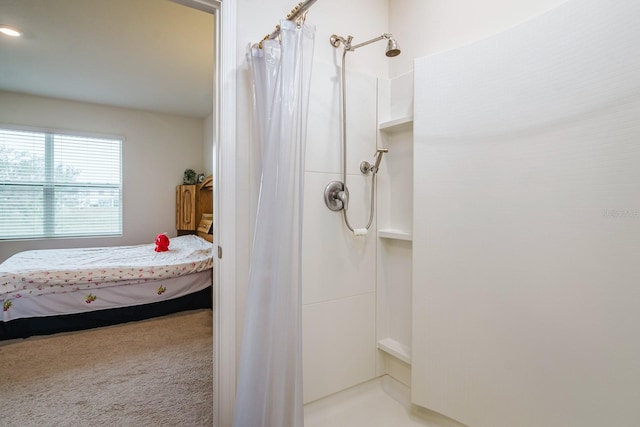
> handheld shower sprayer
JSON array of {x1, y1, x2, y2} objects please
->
[
  {"x1": 360, "y1": 148, "x2": 389, "y2": 175},
  {"x1": 373, "y1": 148, "x2": 389, "y2": 173}
]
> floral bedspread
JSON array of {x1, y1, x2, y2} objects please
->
[{"x1": 0, "y1": 235, "x2": 213, "y2": 300}]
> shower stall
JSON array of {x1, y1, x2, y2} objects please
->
[{"x1": 232, "y1": 0, "x2": 640, "y2": 426}]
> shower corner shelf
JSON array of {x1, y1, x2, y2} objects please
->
[
  {"x1": 378, "y1": 228, "x2": 412, "y2": 241},
  {"x1": 378, "y1": 116, "x2": 413, "y2": 133},
  {"x1": 377, "y1": 338, "x2": 411, "y2": 365}
]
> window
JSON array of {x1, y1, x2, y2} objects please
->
[{"x1": 0, "y1": 128, "x2": 122, "y2": 240}]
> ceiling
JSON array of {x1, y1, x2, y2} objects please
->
[{"x1": 0, "y1": 0, "x2": 214, "y2": 118}]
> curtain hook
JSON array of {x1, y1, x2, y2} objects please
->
[
  {"x1": 297, "y1": 11, "x2": 308, "y2": 27},
  {"x1": 258, "y1": 24, "x2": 281, "y2": 49},
  {"x1": 275, "y1": 24, "x2": 282, "y2": 43},
  {"x1": 287, "y1": 2, "x2": 309, "y2": 27},
  {"x1": 258, "y1": 34, "x2": 268, "y2": 49}
]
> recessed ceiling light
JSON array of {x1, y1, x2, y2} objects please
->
[{"x1": 0, "y1": 26, "x2": 22, "y2": 37}]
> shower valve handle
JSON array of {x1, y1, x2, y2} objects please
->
[
  {"x1": 324, "y1": 181, "x2": 349, "y2": 212},
  {"x1": 337, "y1": 190, "x2": 349, "y2": 211}
]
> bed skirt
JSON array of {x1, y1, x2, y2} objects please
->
[{"x1": 0, "y1": 286, "x2": 212, "y2": 341}]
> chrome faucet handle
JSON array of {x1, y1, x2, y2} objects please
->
[
  {"x1": 337, "y1": 190, "x2": 349, "y2": 211},
  {"x1": 324, "y1": 181, "x2": 349, "y2": 211}
]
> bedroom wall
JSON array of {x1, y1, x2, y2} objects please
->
[
  {"x1": 203, "y1": 112, "x2": 214, "y2": 176},
  {"x1": 235, "y1": 0, "x2": 390, "y2": 404},
  {"x1": 0, "y1": 90, "x2": 205, "y2": 263}
]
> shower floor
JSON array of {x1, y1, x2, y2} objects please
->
[{"x1": 304, "y1": 376, "x2": 464, "y2": 427}]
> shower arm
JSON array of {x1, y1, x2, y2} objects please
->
[
  {"x1": 349, "y1": 34, "x2": 392, "y2": 51},
  {"x1": 330, "y1": 33, "x2": 393, "y2": 51}
]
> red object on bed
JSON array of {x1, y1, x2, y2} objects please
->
[{"x1": 155, "y1": 234, "x2": 170, "y2": 252}]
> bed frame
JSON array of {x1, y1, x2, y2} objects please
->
[{"x1": 0, "y1": 286, "x2": 211, "y2": 341}]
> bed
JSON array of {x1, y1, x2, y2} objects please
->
[{"x1": 0, "y1": 234, "x2": 213, "y2": 340}]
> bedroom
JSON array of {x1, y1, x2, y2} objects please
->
[
  {"x1": 0, "y1": 0, "x2": 216, "y2": 422},
  {"x1": 0, "y1": 0, "x2": 214, "y2": 262},
  {"x1": 0, "y1": 0, "x2": 216, "y2": 361}
]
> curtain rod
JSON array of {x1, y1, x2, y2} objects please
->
[{"x1": 254, "y1": 0, "x2": 318, "y2": 48}]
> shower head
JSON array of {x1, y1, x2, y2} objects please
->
[
  {"x1": 330, "y1": 32, "x2": 401, "y2": 57},
  {"x1": 385, "y1": 37, "x2": 401, "y2": 57}
]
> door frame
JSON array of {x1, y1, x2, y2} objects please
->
[
  {"x1": 213, "y1": 1, "x2": 237, "y2": 426},
  {"x1": 172, "y1": 1, "x2": 238, "y2": 425}
]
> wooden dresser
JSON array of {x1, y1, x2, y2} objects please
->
[{"x1": 176, "y1": 176, "x2": 213, "y2": 243}]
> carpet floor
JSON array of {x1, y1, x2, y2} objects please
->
[{"x1": 0, "y1": 309, "x2": 213, "y2": 427}]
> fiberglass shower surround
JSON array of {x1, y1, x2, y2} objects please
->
[{"x1": 324, "y1": 32, "x2": 401, "y2": 236}]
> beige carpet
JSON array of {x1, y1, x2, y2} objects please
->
[{"x1": 0, "y1": 310, "x2": 213, "y2": 427}]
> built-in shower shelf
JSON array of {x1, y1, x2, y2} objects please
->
[
  {"x1": 378, "y1": 116, "x2": 413, "y2": 133},
  {"x1": 378, "y1": 229, "x2": 412, "y2": 241},
  {"x1": 377, "y1": 338, "x2": 411, "y2": 365}
]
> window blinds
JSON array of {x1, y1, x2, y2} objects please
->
[{"x1": 0, "y1": 128, "x2": 122, "y2": 239}]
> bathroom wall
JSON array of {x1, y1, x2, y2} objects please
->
[
  {"x1": 389, "y1": 0, "x2": 569, "y2": 77},
  {"x1": 395, "y1": 0, "x2": 640, "y2": 425},
  {"x1": 234, "y1": 0, "x2": 391, "y2": 404}
]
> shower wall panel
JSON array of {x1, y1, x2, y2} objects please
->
[
  {"x1": 302, "y1": 62, "x2": 380, "y2": 403},
  {"x1": 412, "y1": 0, "x2": 640, "y2": 426}
]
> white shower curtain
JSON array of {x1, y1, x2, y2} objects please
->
[{"x1": 233, "y1": 20, "x2": 315, "y2": 427}]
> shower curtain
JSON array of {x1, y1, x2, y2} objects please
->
[{"x1": 233, "y1": 20, "x2": 315, "y2": 427}]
